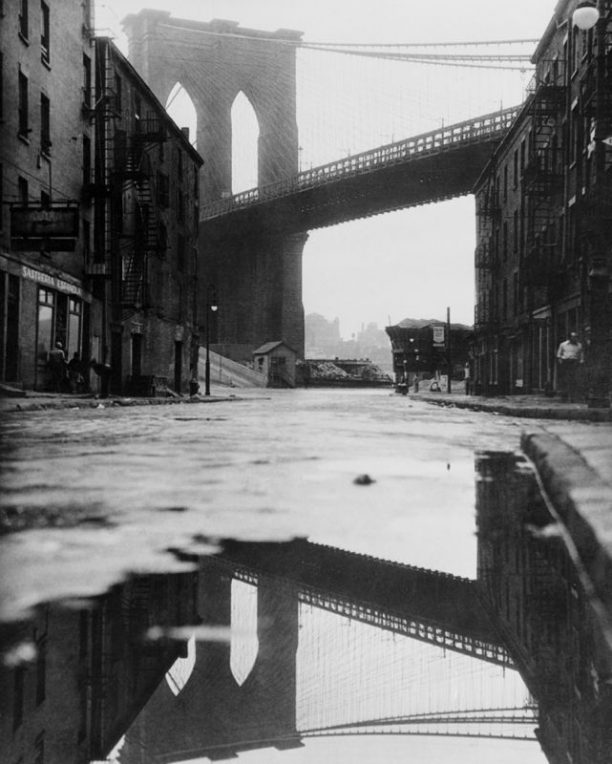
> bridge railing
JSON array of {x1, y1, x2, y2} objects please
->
[{"x1": 201, "y1": 105, "x2": 521, "y2": 220}]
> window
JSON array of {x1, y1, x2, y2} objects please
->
[
  {"x1": 156, "y1": 171, "x2": 169, "y2": 207},
  {"x1": 82, "y1": 218, "x2": 90, "y2": 260},
  {"x1": 114, "y1": 74, "x2": 122, "y2": 114},
  {"x1": 502, "y1": 220, "x2": 508, "y2": 261},
  {"x1": 513, "y1": 209, "x2": 519, "y2": 253},
  {"x1": 83, "y1": 54, "x2": 91, "y2": 108},
  {"x1": 40, "y1": 93, "x2": 50, "y2": 154},
  {"x1": 40, "y1": 190, "x2": 50, "y2": 208},
  {"x1": 513, "y1": 149, "x2": 518, "y2": 188},
  {"x1": 13, "y1": 667, "x2": 25, "y2": 730},
  {"x1": 19, "y1": 0, "x2": 29, "y2": 39},
  {"x1": 83, "y1": 134, "x2": 91, "y2": 185},
  {"x1": 18, "y1": 70, "x2": 29, "y2": 137},
  {"x1": 157, "y1": 220, "x2": 167, "y2": 255},
  {"x1": 502, "y1": 278, "x2": 508, "y2": 320},
  {"x1": 177, "y1": 149, "x2": 183, "y2": 179},
  {"x1": 36, "y1": 638, "x2": 46, "y2": 704},
  {"x1": 18, "y1": 176, "x2": 28, "y2": 204},
  {"x1": 41, "y1": 1, "x2": 50, "y2": 63},
  {"x1": 177, "y1": 190, "x2": 184, "y2": 222},
  {"x1": 0, "y1": 52, "x2": 4, "y2": 121},
  {"x1": 503, "y1": 165, "x2": 508, "y2": 201},
  {"x1": 68, "y1": 298, "x2": 81, "y2": 357},
  {"x1": 177, "y1": 233, "x2": 185, "y2": 271}
]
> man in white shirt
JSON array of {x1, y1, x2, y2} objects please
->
[{"x1": 556, "y1": 332, "x2": 584, "y2": 402}]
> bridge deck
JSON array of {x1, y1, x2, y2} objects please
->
[
  {"x1": 201, "y1": 106, "x2": 520, "y2": 235},
  {"x1": 219, "y1": 539, "x2": 510, "y2": 666}
]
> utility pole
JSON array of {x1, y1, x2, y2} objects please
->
[{"x1": 447, "y1": 306, "x2": 452, "y2": 394}]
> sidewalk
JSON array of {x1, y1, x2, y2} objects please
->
[
  {"x1": 0, "y1": 383, "x2": 260, "y2": 413},
  {"x1": 408, "y1": 387, "x2": 612, "y2": 422},
  {"x1": 410, "y1": 386, "x2": 612, "y2": 637}
]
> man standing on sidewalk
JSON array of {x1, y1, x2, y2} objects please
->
[{"x1": 556, "y1": 332, "x2": 584, "y2": 402}]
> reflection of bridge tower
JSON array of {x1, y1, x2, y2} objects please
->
[
  {"x1": 122, "y1": 559, "x2": 302, "y2": 763},
  {"x1": 123, "y1": 11, "x2": 308, "y2": 358}
]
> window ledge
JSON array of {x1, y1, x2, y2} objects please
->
[
  {"x1": 18, "y1": 31, "x2": 30, "y2": 46},
  {"x1": 18, "y1": 133, "x2": 31, "y2": 146}
]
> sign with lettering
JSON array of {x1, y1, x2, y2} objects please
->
[
  {"x1": 11, "y1": 205, "x2": 79, "y2": 238},
  {"x1": 21, "y1": 265, "x2": 85, "y2": 299},
  {"x1": 432, "y1": 325, "x2": 445, "y2": 347}
]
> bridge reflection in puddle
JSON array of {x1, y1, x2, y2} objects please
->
[{"x1": 0, "y1": 453, "x2": 610, "y2": 764}]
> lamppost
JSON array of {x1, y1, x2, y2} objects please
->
[{"x1": 205, "y1": 285, "x2": 218, "y2": 397}]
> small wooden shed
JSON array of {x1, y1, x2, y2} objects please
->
[{"x1": 252, "y1": 341, "x2": 297, "y2": 388}]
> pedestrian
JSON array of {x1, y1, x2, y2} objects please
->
[
  {"x1": 556, "y1": 331, "x2": 584, "y2": 402},
  {"x1": 90, "y1": 358, "x2": 112, "y2": 399},
  {"x1": 67, "y1": 352, "x2": 85, "y2": 393},
  {"x1": 47, "y1": 340, "x2": 67, "y2": 392}
]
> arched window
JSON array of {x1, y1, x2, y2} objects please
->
[
  {"x1": 231, "y1": 91, "x2": 259, "y2": 194},
  {"x1": 165, "y1": 83, "x2": 197, "y2": 148}
]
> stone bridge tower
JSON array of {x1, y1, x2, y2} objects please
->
[
  {"x1": 121, "y1": 560, "x2": 301, "y2": 762},
  {"x1": 123, "y1": 11, "x2": 308, "y2": 359}
]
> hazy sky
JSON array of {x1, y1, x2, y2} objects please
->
[{"x1": 93, "y1": 1, "x2": 555, "y2": 338}]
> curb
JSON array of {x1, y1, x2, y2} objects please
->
[
  {"x1": 409, "y1": 393, "x2": 612, "y2": 422},
  {"x1": 0, "y1": 394, "x2": 244, "y2": 413},
  {"x1": 521, "y1": 430, "x2": 612, "y2": 625}
]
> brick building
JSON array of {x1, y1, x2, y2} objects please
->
[
  {"x1": 0, "y1": 3, "x2": 203, "y2": 396},
  {"x1": 90, "y1": 39, "x2": 203, "y2": 396},
  {"x1": 0, "y1": 0, "x2": 99, "y2": 391},
  {"x1": 473, "y1": 0, "x2": 612, "y2": 404}
]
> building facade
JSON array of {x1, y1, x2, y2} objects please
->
[
  {"x1": 473, "y1": 0, "x2": 612, "y2": 404},
  {"x1": 0, "y1": 0, "x2": 99, "y2": 391},
  {"x1": 90, "y1": 39, "x2": 203, "y2": 396},
  {"x1": 0, "y1": 4, "x2": 203, "y2": 396}
]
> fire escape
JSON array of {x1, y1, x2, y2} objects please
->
[
  {"x1": 523, "y1": 74, "x2": 566, "y2": 303},
  {"x1": 114, "y1": 117, "x2": 166, "y2": 318},
  {"x1": 475, "y1": 183, "x2": 501, "y2": 329}
]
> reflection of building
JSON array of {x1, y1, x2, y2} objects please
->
[
  {"x1": 0, "y1": 571, "x2": 197, "y2": 764},
  {"x1": 473, "y1": 1, "x2": 612, "y2": 402},
  {"x1": 90, "y1": 39, "x2": 203, "y2": 396},
  {"x1": 0, "y1": 2, "x2": 99, "y2": 390},
  {"x1": 476, "y1": 452, "x2": 612, "y2": 764}
]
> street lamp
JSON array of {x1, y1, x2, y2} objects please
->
[
  {"x1": 572, "y1": 1, "x2": 600, "y2": 30},
  {"x1": 205, "y1": 286, "x2": 218, "y2": 396}
]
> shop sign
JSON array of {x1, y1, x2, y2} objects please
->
[
  {"x1": 11, "y1": 205, "x2": 79, "y2": 238},
  {"x1": 21, "y1": 265, "x2": 85, "y2": 298},
  {"x1": 432, "y1": 325, "x2": 445, "y2": 347}
]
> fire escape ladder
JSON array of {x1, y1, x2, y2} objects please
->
[
  {"x1": 118, "y1": 124, "x2": 166, "y2": 315},
  {"x1": 524, "y1": 79, "x2": 565, "y2": 299}
]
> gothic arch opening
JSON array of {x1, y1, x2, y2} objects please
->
[
  {"x1": 230, "y1": 578, "x2": 259, "y2": 686},
  {"x1": 165, "y1": 83, "x2": 197, "y2": 148},
  {"x1": 231, "y1": 91, "x2": 259, "y2": 194}
]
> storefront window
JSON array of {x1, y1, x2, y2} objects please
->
[
  {"x1": 68, "y1": 298, "x2": 82, "y2": 357},
  {"x1": 37, "y1": 288, "x2": 54, "y2": 364}
]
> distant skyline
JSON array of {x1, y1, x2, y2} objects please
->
[{"x1": 95, "y1": 0, "x2": 554, "y2": 340}]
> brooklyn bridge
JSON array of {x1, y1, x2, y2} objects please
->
[{"x1": 122, "y1": 11, "x2": 531, "y2": 357}]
